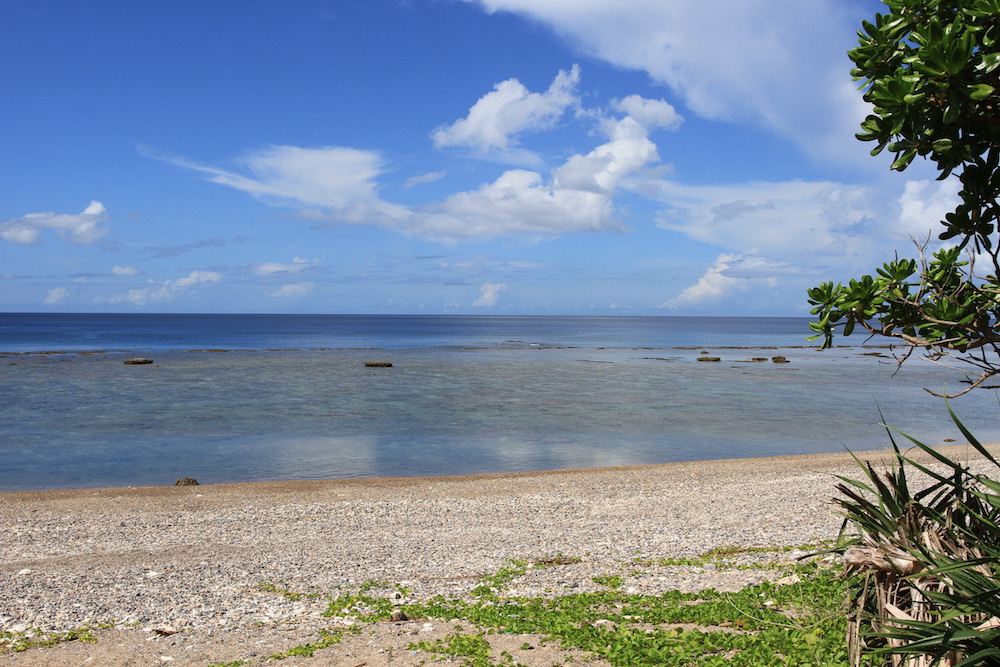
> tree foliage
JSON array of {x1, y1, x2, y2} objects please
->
[{"x1": 808, "y1": 0, "x2": 1000, "y2": 396}]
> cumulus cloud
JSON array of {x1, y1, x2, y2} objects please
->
[
  {"x1": 611, "y1": 95, "x2": 682, "y2": 131},
  {"x1": 409, "y1": 111, "x2": 669, "y2": 239},
  {"x1": 43, "y1": 287, "x2": 70, "y2": 305},
  {"x1": 112, "y1": 265, "x2": 141, "y2": 276},
  {"x1": 465, "y1": 0, "x2": 868, "y2": 164},
  {"x1": 473, "y1": 282, "x2": 507, "y2": 307},
  {"x1": 253, "y1": 257, "x2": 319, "y2": 275},
  {"x1": 661, "y1": 250, "x2": 798, "y2": 308},
  {"x1": 110, "y1": 270, "x2": 221, "y2": 306},
  {"x1": 662, "y1": 253, "x2": 745, "y2": 308},
  {"x1": 553, "y1": 116, "x2": 660, "y2": 194},
  {"x1": 148, "y1": 79, "x2": 677, "y2": 242},
  {"x1": 1, "y1": 201, "x2": 109, "y2": 245},
  {"x1": 433, "y1": 65, "x2": 580, "y2": 152},
  {"x1": 270, "y1": 282, "x2": 313, "y2": 298},
  {"x1": 409, "y1": 169, "x2": 616, "y2": 239}
]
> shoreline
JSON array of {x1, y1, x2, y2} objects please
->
[
  {"x1": 0, "y1": 442, "x2": 990, "y2": 500},
  {"x1": 3, "y1": 445, "x2": 997, "y2": 665}
]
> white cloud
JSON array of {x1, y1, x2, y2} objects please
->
[
  {"x1": 43, "y1": 287, "x2": 70, "y2": 305},
  {"x1": 409, "y1": 113, "x2": 666, "y2": 240},
  {"x1": 1, "y1": 201, "x2": 109, "y2": 245},
  {"x1": 895, "y1": 178, "x2": 962, "y2": 242},
  {"x1": 611, "y1": 95, "x2": 682, "y2": 131},
  {"x1": 270, "y1": 282, "x2": 313, "y2": 298},
  {"x1": 661, "y1": 250, "x2": 798, "y2": 308},
  {"x1": 112, "y1": 265, "x2": 141, "y2": 276},
  {"x1": 648, "y1": 178, "x2": 880, "y2": 311},
  {"x1": 433, "y1": 65, "x2": 581, "y2": 152},
  {"x1": 409, "y1": 169, "x2": 617, "y2": 239},
  {"x1": 253, "y1": 257, "x2": 319, "y2": 275},
  {"x1": 473, "y1": 282, "x2": 507, "y2": 306},
  {"x1": 403, "y1": 171, "x2": 447, "y2": 189},
  {"x1": 465, "y1": 0, "x2": 869, "y2": 164},
  {"x1": 110, "y1": 270, "x2": 221, "y2": 306},
  {"x1": 151, "y1": 145, "x2": 409, "y2": 224},
  {"x1": 553, "y1": 116, "x2": 660, "y2": 194},
  {"x1": 662, "y1": 253, "x2": 746, "y2": 308},
  {"x1": 654, "y1": 179, "x2": 876, "y2": 259},
  {"x1": 650, "y1": 172, "x2": 966, "y2": 311}
]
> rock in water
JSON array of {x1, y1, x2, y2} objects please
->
[
  {"x1": 364, "y1": 361, "x2": 393, "y2": 367},
  {"x1": 175, "y1": 478, "x2": 199, "y2": 486},
  {"x1": 124, "y1": 358, "x2": 154, "y2": 365}
]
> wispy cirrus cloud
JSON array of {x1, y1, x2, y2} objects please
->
[
  {"x1": 144, "y1": 144, "x2": 410, "y2": 226},
  {"x1": 651, "y1": 173, "x2": 961, "y2": 309},
  {"x1": 270, "y1": 282, "x2": 313, "y2": 298},
  {"x1": 110, "y1": 270, "x2": 221, "y2": 306},
  {"x1": 403, "y1": 171, "x2": 447, "y2": 189},
  {"x1": 253, "y1": 257, "x2": 320, "y2": 275},
  {"x1": 146, "y1": 237, "x2": 236, "y2": 259},
  {"x1": 112, "y1": 265, "x2": 142, "y2": 276}
]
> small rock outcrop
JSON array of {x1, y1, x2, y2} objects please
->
[
  {"x1": 364, "y1": 361, "x2": 393, "y2": 367},
  {"x1": 123, "y1": 358, "x2": 154, "y2": 365},
  {"x1": 771, "y1": 356, "x2": 790, "y2": 364},
  {"x1": 696, "y1": 356, "x2": 722, "y2": 362},
  {"x1": 175, "y1": 478, "x2": 200, "y2": 486}
]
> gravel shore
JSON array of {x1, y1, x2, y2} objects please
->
[{"x1": 1, "y1": 444, "x2": 995, "y2": 666}]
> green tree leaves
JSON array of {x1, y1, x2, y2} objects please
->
[{"x1": 810, "y1": 0, "x2": 1000, "y2": 396}]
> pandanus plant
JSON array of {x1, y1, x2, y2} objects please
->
[{"x1": 834, "y1": 406, "x2": 1000, "y2": 666}]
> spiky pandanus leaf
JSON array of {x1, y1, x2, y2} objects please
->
[{"x1": 834, "y1": 406, "x2": 1000, "y2": 666}]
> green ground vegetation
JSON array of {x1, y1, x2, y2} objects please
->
[
  {"x1": 242, "y1": 543, "x2": 865, "y2": 666},
  {"x1": 1, "y1": 543, "x2": 872, "y2": 666}
]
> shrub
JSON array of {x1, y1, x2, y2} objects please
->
[{"x1": 834, "y1": 406, "x2": 1000, "y2": 666}]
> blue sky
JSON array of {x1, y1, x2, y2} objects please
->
[{"x1": 1, "y1": 0, "x2": 959, "y2": 315}]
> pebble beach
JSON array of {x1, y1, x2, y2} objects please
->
[{"x1": 1, "y1": 445, "x2": 996, "y2": 665}]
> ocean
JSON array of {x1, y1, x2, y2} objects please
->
[{"x1": 1, "y1": 313, "x2": 997, "y2": 491}]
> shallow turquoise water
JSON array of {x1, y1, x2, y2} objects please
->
[{"x1": 2, "y1": 344, "x2": 997, "y2": 490}]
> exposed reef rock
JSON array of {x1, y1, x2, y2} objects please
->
[
  {"x1": 696, "y1": 356, "x2": 722, "y2": 362},
  {"x1": 364, "y1": 361, "x2": 393, "y2": 367},
  {"x1": 123, "y1": 358, "x2": 154, "y2": 365}
]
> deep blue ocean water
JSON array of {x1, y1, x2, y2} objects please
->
[
  {"x1": 0, "y1": 313, "x2": 820, "y2": 352},
  {"x1": 2, "y1": 313, "x2": 998, "y2": 491}
]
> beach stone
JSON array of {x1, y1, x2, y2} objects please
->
[
  {"x1": 175, "y1": 478, "x2": 200, "y2": 486},
  {"x1": 123, "y1": 358, "x2": 154, "y2": 365}
]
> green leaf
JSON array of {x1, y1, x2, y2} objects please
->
[{"x1": 968, "y1": 83, "x2": 995, "y2": 100}]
